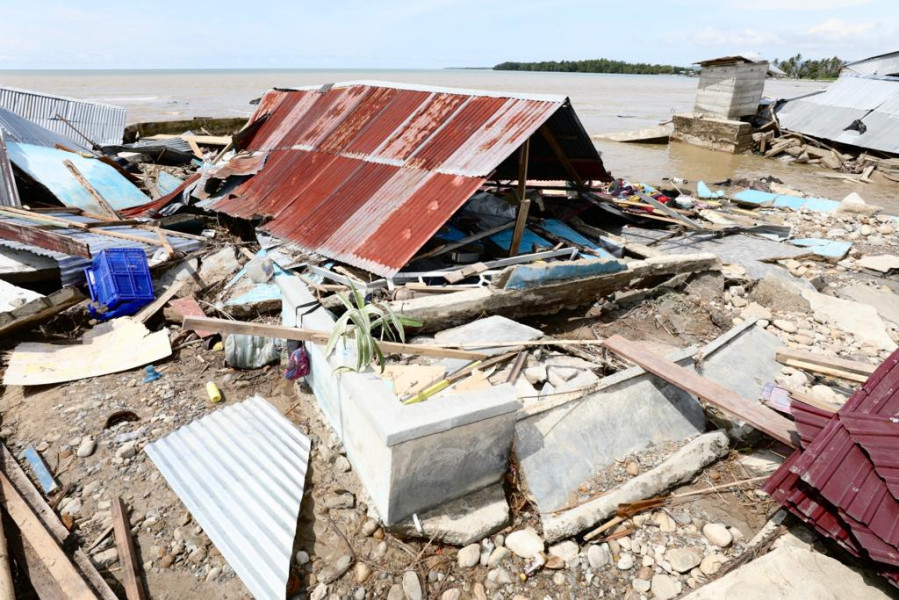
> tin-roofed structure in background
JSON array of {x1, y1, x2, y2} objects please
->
[
  {"x1": 843, "y1": 50, "x2": 899, "y2": 78},
  {"x1": 0, "y1": 86, "x2": 126, "y2": 147},
  {"x1": 160, "y1": 81, "x2": 610, "y2": 277}
]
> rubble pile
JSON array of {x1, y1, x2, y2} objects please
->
[{"x1": 0, "y1": 80, "x2": 897, "y2": 600}]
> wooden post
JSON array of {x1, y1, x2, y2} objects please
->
[
  {"x1": 509, "y1": 139, "x2": 531, "y2": 257},
  {"x1": 62, "y1": 160, "x2": 121, "y2": 220},
  {"x1": 111, "y1": 498, "x2": 146, "y2": 600},
  {"x1": 0, "y1": 508, "x2": 15, "y2": 600}
]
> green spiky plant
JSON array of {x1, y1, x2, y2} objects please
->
[{"x1": 325, "y1": 283, "x2": 422, "y2": 373}]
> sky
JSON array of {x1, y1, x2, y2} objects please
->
[{"x1": 0, "y1": 0, "x2": 894, "y2": 69}]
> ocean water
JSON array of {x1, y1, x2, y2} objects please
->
[{"x1": 1, "y1": 68, "x2": 895, "y2": 210}]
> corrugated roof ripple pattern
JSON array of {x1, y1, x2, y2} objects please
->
[
  {"x1": 145, "y1": 395, "x2": 310, "y2": 600},
  {"x1": 204, "y1": 81, "x2": 606, "y2": 276}
]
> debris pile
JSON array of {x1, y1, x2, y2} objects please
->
[{"x1": 0, "y1": 80, "x2": 896, "y2": 599}]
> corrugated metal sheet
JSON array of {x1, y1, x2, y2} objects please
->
[
  {"x1": 0, "y1": 130, "x2": 20, "y2": 208},
  {"x1": 844, "y1": 51, "x2": 899, "y2": 77},
  {"x1": 145, "y1": 395, "x2": 310, "y2": 600},
  {"x1": 0, "y1": 86, "x2": 125, "y2": 146},
  {"x1": 765, "y1": 349, "x2": 899, "y2": 585},
  {"x1": 776, "y1": 75, "x2": 899, "y2": 154},
  {"x1": 6, "y1": 142, "x2": 151, "y2": 213},
  {"x1": 0, "y1": 211, "x2": 202, "y2": 286},
  {"x1": 200, "y1": 81, "x2": 609, "y2": 276},
  {"x1": 0, "y1": 107, "x2": 94, "y2": 154}
]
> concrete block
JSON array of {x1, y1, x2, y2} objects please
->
[
  {"x1": 671, "y1": 114, "x2": 754, "y2": 153},
  {"x1": 434, "y1": 315, "x2": 543, "y2": 372},
  {"x1": 277, "y1": 274, "x2": 521, "y2": 524}
]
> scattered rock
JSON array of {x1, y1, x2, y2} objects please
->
[
  {"x1": 334, "y1": 455, "x2": 351, "y2": 473},
  {"x1": 773, "y1": 319, "x2": 798, "y2": 334},
  {"x1": 440, "y1": 589, "x2": 461, "y2": 600},
  {"x1": 115, "y1": 441, "x2": 137, "y2": 459},
  {"x1": 549, "y1": 540, "x2": 579, "y2": 563},
  {"x1": 360, "y1": 519, "x2": 378, "y2": 537},
  {"x1": 651, "y1": 574, "x2": 679, "y2": 600},
  {"x1": 617, "y1": 552, "x2": 634, "y2": 570},
  {"x1": 354, "y1": 562, "x2": 371, "y2": 584},
  {"x1": 700, "y1": 553, "x2": 727, "y2": 576},
  {"x1": 76, "y1": 437, "x2": 96, "y2": 458},
  {"x1": 311, "y1": 583, "x2": 329, "y2": 600},
  {"x1": 457, "y1": 543, "x2": 481, "y2": 568},
  {"x1": 504, "y1": 527, "x2": 544, "y2": 559},
  {"x1": 702, "y1": 523, "x2": 733, "y2": 548},
  {"x1": 633, "y1": 578, "x2": 651, "y2": 593},
  {"x1": 653, "y1": 511, "x2": 677, "y2": 532},
  {"x1": 323, "y1": 492, "x2": 355, "y2": 510},
  {"x1": 402, "y1": 570, "x2": 422, "y2": 600},
  {"x1": 587, "y1": 544, "x2": 611, "y2": 569},
  {"x1": 486, "y1": 547, "x2": 511, "y2": 567},
  {"x1": 92, "y1": 548, "x2": 119, "y2": 568},
  {"x1": 666, "y1": 547, "x2": 701, "y2": 573}
]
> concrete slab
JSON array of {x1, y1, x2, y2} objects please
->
[
  {"x1": 435, "y1": 315, "x2": 543, "y2": 372},
  {"x1": 515, "y1": 365, "x2": 705, "y2": 513},
  {"x1": 837, "y1": 284, "x2": 899, "y2": 325},
  {"x1": 801, "y1": 288, "x2": 896, "y2": 350},
  {"x1": 682, "y1": 546, "x2": 893, "y2": 600},
  {"x1": 857, "y1": 254, "x2": 899, "y2": 274},
  {"x1": 388, "y1": 483, "x2": 509, "y2": 546}
]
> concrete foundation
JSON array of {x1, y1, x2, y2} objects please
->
[
  {"x1": 276, "y1": 274, "x2": 521, "y2": 525},
  {"x1": 671, "y1": 114, "x2": 753, "y2": 154}
]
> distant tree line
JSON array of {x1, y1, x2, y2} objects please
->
[
  {"x1": 493, "y1": 59, "x2": 689, "y2": 75},
  {"x1": 772, "y1": 54, "x2": 843, "y2": 79}
]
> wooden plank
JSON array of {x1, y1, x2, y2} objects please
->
[
  {"x1": 0, "y1": 288, "x2": 85, "y2": 337},
  {"x1": 182, "y1": 316, "x2": 489, "y2": 361},
  {"x1": 414, "y1": 222, "x2": 513, "y2": 261},
  {"x1": 444, "y1": 262, "x2": 488, "y2": 284},
  {"x1": 0, "y1": 471, "x2": 97, "y2": 600},
  {"x1": 602, "y1": 334, "x2": 798, "y2": 447},
  {"x1": 155, "y1": 228, "x2": 175, "y2": 260},
  {"x1": 509, "y1": 139, "x2": 531, "y2": 257},
  {"x1": 0, "y1": 445, "x2": 116, "y2": 600},
  {"x1": 0, "y1": 218, "x2": 91, "y2": 258},
  {"x1": 134, "y1": 280, "x2": 186, "y2": 324},
  {"x1": 635, "y1": 192, "x2": 703, "y2": 229},
  {"x1": 0, "y1": 506, "x2": 15, "y2": 600},
  {"x1": 775, "y1": 348, "x2": 877, "y2": 378},
  {"x1": 62, "y1": 160, "x2": 120, "y2": 220},
  {"x1": 111, "y1": 498, "x2": 146, "y2": 600}
]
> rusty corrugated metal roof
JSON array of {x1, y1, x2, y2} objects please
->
[
  {"x1": 765, "y1": 349, "x2": 899, "y2": 585},
  {"x1": 199, "y1": 81, "x2": 608, "y2": 276}
]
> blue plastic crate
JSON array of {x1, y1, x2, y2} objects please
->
[{"x1": 85, "y1": 248, "x2": 154, "y2": 320}]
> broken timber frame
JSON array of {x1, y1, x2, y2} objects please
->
[
  {"x1": 62, "y1": 160, "x2": 120, "y2": 220},
  {"x1": 601, "y1": 334, "x2": 798, "y2": 447}
]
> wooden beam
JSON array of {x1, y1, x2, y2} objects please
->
[
  {"x1": 134, "y1": 280, "x2": 186, "y2": 324},
  {"x1": 540, "y1": 124, "x2": 584, "y2": 188},
  {"x1": 602, "y1": 334, "x2": 798, "y2": 447},
  {"x1": 111, "y1": 498, "x2": 146, "y2": 600},
  {"x1": 0, "y1": 218, "x2": 91, "y2": 258},
  {"x1": 775, "y1": 348, "x2": 876, "y2": 383},
  {"x1": 182, "y1": 316, "x2": 489, "y2": 361},
  {"x1": 413, "y1": 222, "x2": 513, "y2": 261},
  {"x1": 635, "y1": 192, "x2": 703, "y2": 229},
  {"x1": 154, "y1": 228, "x2": 175, "y2": 260},
  {"x1": 0, "y1": 507, "x2": 14, "y2": 600},
  {"x1": 62, "y1": 160, "x2": 120, "y2": 220},
  {"x1": 509, "y1": 140, "x2": 531, "y2": 257},
  {"x1": 0, "y1": 471, "x2": 97, "y2": 600}
]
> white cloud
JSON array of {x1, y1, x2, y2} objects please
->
[
  {"x1": 727, "y1": 0, "x2": 870, "y2": 9},
  {"x1": 807, "y1": 18, "x2": 876, "y2": 38},
  {"x1": 693, "y1": 26, "x2": 783, "y2": 47}
]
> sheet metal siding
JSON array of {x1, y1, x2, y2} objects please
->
[
  {"x1": 0, "y1": 211, "x2": 201, "y2": 286},
  {"x1": 0, "y1": 87, "x2": 125, "y2": 146},
  {"x1": 845, "y1": 52, "x2": 899, "y2": 77},
  {"x1": 206, "y1": 82, "x2": 606, "y2": 276},
  {"x1": 146, "y1": 396, "x2": 310, "y2": 600},
  {"x1": 776, "y1": 75, "x2": 899, "y2": 154},
  {"x1": 0, "y1": 107, "x2": 94, "y2": 154},
  {"x1": 0, "y1": 131, "x2": 20, "y2": 208}
]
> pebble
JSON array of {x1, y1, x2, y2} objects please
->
[
  {"x1": 487, "y1": 567, "x2": 513, "y2": 585},
  {"x1": 92, "y1": 548, "x2": 119, "y2": 568},
  {"x1": 625, "y1": 460, "x2": 641, "y2": 476},
  {"x1": 188, "y1": 547, "x2": 207, "y2": 564},
  {"x1": 354, "y1": 562, "x2": 372, "y2": 584},
  {"x1": 665, "y1": 547, "x2": 701, "y2": 573},
  {"x1": 311, "y1": 583, "x2": 329, "y2": 600},
  {"x1": 702, "y1": 523, "x2": 733, "y2": 548},
  {"x1": 322, "y1": 492, "x2": 355, "y2": 510},
  {"x1": 354, "y1": 587, "x2": 366, "y2": 600},
  {"x1": 587, "y1": 544, "x2": 611, "y2": 569},
  {"x1": 205, "y1": 566, "x2": 222, "y2": 582},
  {"x1": 700, "y1": 554, "x2": 727, "y2": 576},
  {"x1": 334, "y1": 455, "x2": 351, "y2": 473},
  {"x1": 360, "y1": 519, "x2": 378, "y2": 536},
  {"x1": 116, "y1": 441, "x2": 137, "y2": 459},
  {"x1": 440, "y1": 590, "x2": 461, "y2": 600},
  {"x1": 76, "y1": 437, "x2": 96, "y2": 458},
  {"x1": 61, "y1": 498, "x2": 83, "y2": 517},
  {"x1": 651, "y1": 574, "x2": 679, "y2": 600},
  {"x1": 549, "y1": 540, "x2": 579, "y2": 563},
  {"x1": 457, "y1": 543, "x2": 481, "y2": 568},
  {"x1": 486, "y1": 547, "x2": 511, "y2": 567},
  {"x1": 773, "y1": 319, "x2": 798, "y2": 333},
  {"x1": 159, "y1": 554, "x2": 175, "y2": 568},
  {"x1": 617, "y1": 552, "x2": 634, "y2": 570},
  {"x1": 473, "y1": 582, "x2": 488, "y2": 600},
  {"x1": 402, "y1": 570, "x2": 422, "y2": 600},
  {"x1": 504, "y1": 527, "x2": 544, "y2": 559},
  {"x1": 552, "y1": 572, "x2": 566, "y2": 586},
  {"x1": 652, "y1": 511, "x2": 676, "y2": 532},
  {"x1": 633, "y1": 578, "x2": 651, "y2": 593}
]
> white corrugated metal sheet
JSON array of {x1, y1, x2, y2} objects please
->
[
  {"x1": 0, "y1": 86, "x2": 126, "y2": 146},
  {"x1": 0, "y1": 131, "x2": 20, "y2": 208},
  {"x1": 145, "y1": 395, "x2": 310, "y2": 600},
  {"x1": 776, "y1": 75, "x2": 899, "y2": 154},
  {"x1": 844, "y1": 51, "x2": 899, "y2": 77}
]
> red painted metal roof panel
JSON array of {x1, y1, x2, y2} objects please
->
[{"x1": 200, "y1": 82, "x2": 607, "y2": 275}]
